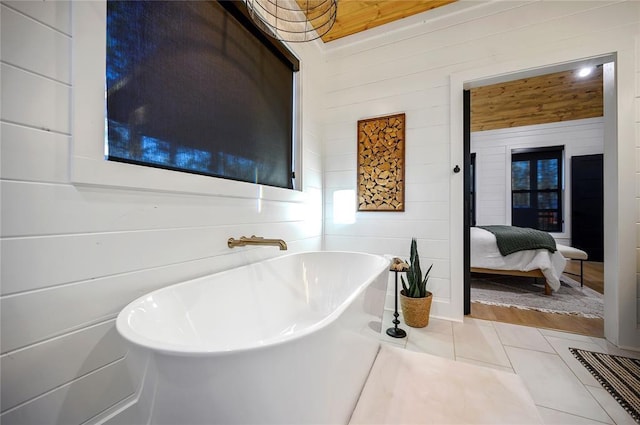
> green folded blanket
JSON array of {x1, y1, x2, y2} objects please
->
[{"x1": 478, "y1": 225, "x2": 557, "y2": 256}]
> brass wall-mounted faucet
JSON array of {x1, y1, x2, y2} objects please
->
[{"x1": 227, "y1": 235, "x2": 288, "y2": 251}]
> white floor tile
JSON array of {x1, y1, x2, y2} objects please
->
[
  {"x1": 455, "y1": 356, "x2": 515, "y2": 374},
  {"x1": 590, "y1": 337, "x2": 608, "y2": 351},
  {"x1": 494, "y1": 321, "x2": 555, "y2": 353},
  {"x1": 417, "y1": 317, "x2": 453, "y2": 336},
  {"x1": 590, "y1": 337, "x2": 640, "y2": 359},
  {"x1": 453, "y1": 321, "x2": 511, "y2": 367},
  {"x1": 585, "y1": 384, "x2": 636, "y2": 425},
  {"x1": 505, "y1": 346, "x2": 612, "y2": 423},
  {"x1": 405, "y1": 330, "x2": 455, "y2": 359},
  {"x1": 539, "y1": 328, "x2": 596, "y2": 343},
  {"x1": 537, "y1": 406, "x2": 612, "y2": 424},
  {"x1": 545, "y1": 335, "x2": 604, "y2": 387},
  {"x1": 462, "y1": 316, "x2": 494, "y2": 327}
]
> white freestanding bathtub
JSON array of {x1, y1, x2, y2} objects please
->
[{"x1": 116, "y1": 251, "x2": 390, "y2": 425}]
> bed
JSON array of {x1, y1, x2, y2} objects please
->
[{"x1": 470, "y1": 226, "x2": 567, "y2": 295}]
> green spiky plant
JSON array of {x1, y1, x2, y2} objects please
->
[{"x1": 401, "y1": 238, "x2": 433, "y2": 298}]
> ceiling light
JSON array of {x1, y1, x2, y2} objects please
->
[
  {"x1": 245, "y1": 0, "x2": 337, "y2": 43},
  {"x1": 577, "y1": 67, "x2": 594, "y2": 78}
]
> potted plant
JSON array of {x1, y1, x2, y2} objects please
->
[{"x1": 400, "y1": 238, "x2": 434, "y2": 327}]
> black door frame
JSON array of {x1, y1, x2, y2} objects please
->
[{"x1": 463, "y1": 89, "x2": 471, "y2": 315}]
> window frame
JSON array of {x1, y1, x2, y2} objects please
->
[
  {"x1": 71, "y1": 1, "x2": 304, "y2": 201},
  {"x1": 510, "y1": 145, "x2": 564, "y2": 232}
]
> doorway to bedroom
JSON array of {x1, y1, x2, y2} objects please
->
[{"x1": 462, "y1": 58, "x2": 614, "y2": 337}]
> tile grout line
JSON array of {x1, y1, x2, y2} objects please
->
[
  {"x1": 521, "y1": 325, "x2": 619, "y2": 425},
  {"x1": 537, "y1": 405, "x2": 614, "y2": 425},
  {"x1": 465, "y1": 320, "x2": 616, "y2": 423},
  {"x1": 492, "y1": 321, "x2": 518, "y2": 372}
]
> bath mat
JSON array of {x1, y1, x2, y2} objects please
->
[
  {"x1": 569, "y1": 348, "x2": 640, "y2": 423},
  {"x1": 470, "y1": 273, "x2": 603, "y2": 318}
]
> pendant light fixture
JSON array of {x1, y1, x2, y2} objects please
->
[{"x1": 245, "y1": 0, "x2": 338, "y2": 42}]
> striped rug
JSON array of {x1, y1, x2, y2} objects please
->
[{"x1": 569, "y1": 347, "x2": 640, "y2": 423}]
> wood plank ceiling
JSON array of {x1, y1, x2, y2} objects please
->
[
  {"x1": 319, "y1": 0, "x2": 457, "y2": 42},
  {"x1": 470, "y1": 67, "x2": 604, "y2": 132}
]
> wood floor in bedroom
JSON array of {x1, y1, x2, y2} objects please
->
[{"x1": 470, "y1": 261, "x2": 605, "y2": 338}]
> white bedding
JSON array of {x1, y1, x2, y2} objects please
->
[{"x1": 470, "y1": 227, "x2": 567, "y2": 291}]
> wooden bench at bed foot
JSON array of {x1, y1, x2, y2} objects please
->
[
  {"x1": 556, "y1": 244, "x2": 589, "y2": 287},
  {"x1": 470, "y1": 267, "x2": 553, "y2": 295}
]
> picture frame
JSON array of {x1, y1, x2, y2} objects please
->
[{"x1": 357, "y1": 113, "x2": 405, "y2": 211}]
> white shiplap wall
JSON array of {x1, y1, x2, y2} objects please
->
[
  {"x1": 471, "y1": 117, "x2": 604, "y2": 245},
  {"x1": 0, "y1": 2, "x2": 324, "y2": 424},
  {"x1": 2, "y1": 0, "x2": 640, "y2": 422},
  {"x1": 322, "y1": 0, "x2": 639, "y2": 328}
]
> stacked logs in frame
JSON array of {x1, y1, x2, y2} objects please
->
[{"x1": 357, "y1": 114, "x2": 405, "y2": 211}]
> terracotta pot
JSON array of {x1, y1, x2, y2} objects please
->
[{"x1": 399, "y1": 290, "x2": 433, "y2": 328}]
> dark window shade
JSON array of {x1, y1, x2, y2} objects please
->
[{"x1": 106, "y1": 1, "x2": 295, "y2": 189}]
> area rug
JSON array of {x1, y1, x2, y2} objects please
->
[
  {"x1": 569, "y1": 348, "x2": 640, "y2": 423},
  {"x1": 470, "y1": 273, "x2": 603, "y2": 318}
]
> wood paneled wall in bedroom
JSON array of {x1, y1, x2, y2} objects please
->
[{"x1": 470, "y1": 67, "x2": 603, "y2": 132}]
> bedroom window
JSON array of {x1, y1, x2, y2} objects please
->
[
  {"x1": 105, "y1": 1, "x2": 299, "y2": 189},
  {"x1": 511, "y1": 146, "x2": 563, "y2": 232}
]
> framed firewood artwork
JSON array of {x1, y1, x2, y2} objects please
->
[{"x1": 357, "y1": 113, "x2": 405, "y2": 211}]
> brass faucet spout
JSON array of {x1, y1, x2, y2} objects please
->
[{"x1": 227, "y1": 235, "x2": 288, "y2": 250}]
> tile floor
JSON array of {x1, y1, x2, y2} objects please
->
[{"x1": 378, "y1": 309, "x2": 640, "y2": 424}]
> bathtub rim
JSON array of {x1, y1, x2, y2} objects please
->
[{"x1": 116, "y1": 251, "x2": 390, "y2": 357}]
